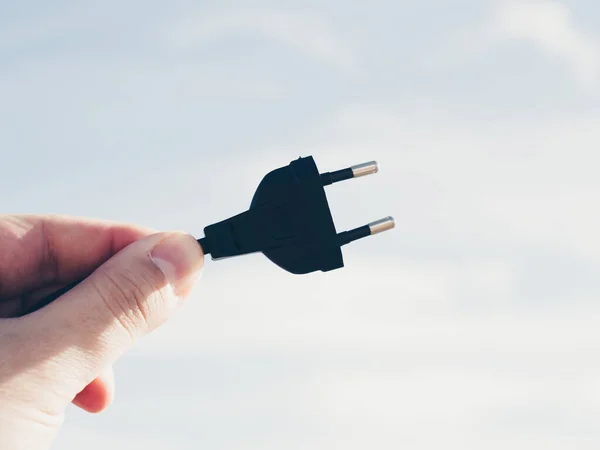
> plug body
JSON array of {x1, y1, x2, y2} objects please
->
[
  {"x1": 200, "y1": 156, "x2": 394, "y2": 274},
  {"x1": 202, "y1": 156, "x2": 342, "y2": 273}
]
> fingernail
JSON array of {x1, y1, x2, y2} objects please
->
[{"x1": 150, "y1": 233, "x2": 204, "y2": 297}]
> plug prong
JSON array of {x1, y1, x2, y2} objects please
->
[
  {"x1": 337, "y1": 216, "x2": 395, "y2": 246},
  {"x1": 351, "y1": 161, "x2": 379, "y2": 178},
  {"x1": 321, "y1": 161, "x2": 379, "y2": 186},
  {"x1": 368, "y1": 216, "x2": 395, "y2": 235}
]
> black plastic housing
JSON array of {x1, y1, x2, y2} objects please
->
[{"x1": 201, "y1": 156, "x2": 344, "y2": 274}]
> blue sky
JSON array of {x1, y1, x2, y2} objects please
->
[{"x1": 2, "y1": 1, "x2": 600, "y2": 449}]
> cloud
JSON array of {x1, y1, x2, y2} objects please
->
[
  {"x1": 488, "y1": 1, "x2": 600, "y2": 90},
  {"x1": 133, "y1": 258, "x2": 515, "y2": 355},
  {"x1": 165, "y1": 10, "x2": 357, "y2": 75},
  {"x1": 0, "y1": 5, "x2": 82, "y2": 49},
  {"x1": 106, "y1": 101, "x2": 600, "y2": 325},
  {"x1": 49, "y1": 101, "x2": 600, "y2": 450},
  {"x1": 302, "y1": 105, "x2": 600, "y2": 259},
  {"x1": 423, "y1": 1, "x2": 600, "y2": 92},
  {"x1": 130, "y1": 102, "x2": 600, "y2": 357},
  {"x1": 58, "y1": 344, "x2": 600, "y2": 449},
  {"x1": 9, "y1": 3, "x2": 600, "y2": 449}
]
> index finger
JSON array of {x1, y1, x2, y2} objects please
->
[{"x1": 0, "y1": 214, "x2": 155, "y2": 300}]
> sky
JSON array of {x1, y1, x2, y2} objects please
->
[{"x1": 2, "y1": 0, "x2": 600, "y2": 448}]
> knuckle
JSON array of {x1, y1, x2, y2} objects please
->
[
  {"x1": 0, "y1": 319, "x2": 28, "y2": 368},
  {"x1": 90, "y1": 265, "x2": 165, "y2": 340}
]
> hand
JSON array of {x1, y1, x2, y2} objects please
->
[{"x1": 0, "y1": 215, "x2": 204, "y2": 450}]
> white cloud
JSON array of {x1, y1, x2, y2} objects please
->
[
  {"x1": 10, "y1": 3, "x2": 600, "y2": 449},
  {"x1": 300, "y1": 365, "x2": 600, "y2": 450},
  {"x1": 165, "y1": 10, "x2": 357, "y2": 76},
  {"x1": 49, "y1": 101, "x2": 600, "y2": 449},
  {"x1": 130, "y1": 101, "x2": 600, "y2": 357},
  {"x1": 304, "y1": 106, "x2": 600, "y2": 259},
  {"x1": 0, "y1": 5, "x2": 83, "y2": 49},
  {"x1": 424, "y1": 1, "x2": 600, "y2": 92},
  {"x1": 488, "y1": 1, "x2": 600, "y2": 90},
  {"x1": 134, "y1": 258, "x2": 516, "y2": 355}
]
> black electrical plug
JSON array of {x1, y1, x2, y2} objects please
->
[
  {"x1": 25, "y1": 156, "x2": 393, "y2": 315},
  {"x1": 197, "y1": 155, "x2": 395, "y2": 274}
]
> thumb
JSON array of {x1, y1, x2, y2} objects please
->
[{"x1": 26, "y1": 231, "x2": 203, "y2": 394}]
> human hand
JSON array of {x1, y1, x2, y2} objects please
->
[{"x1": 0, "y1": 215, "x2": 204, "y2": 450}]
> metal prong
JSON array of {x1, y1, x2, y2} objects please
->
[
  {"x1": 351, "y1": 161, "x2": 379, "y2": 178},
  {"x1": 337, "y1": 216, "x2": 395, "y2": 246},
  {"x1": 368, "y1": 216, "x2": 395, "y2": 235},
  {"x1": 321, "y1": 161, "x2": 379, "y2": 186}
]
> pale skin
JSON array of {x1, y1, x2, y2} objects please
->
[{"x1": 0, "y1": 215, "x2": 204, "y2": 450}]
